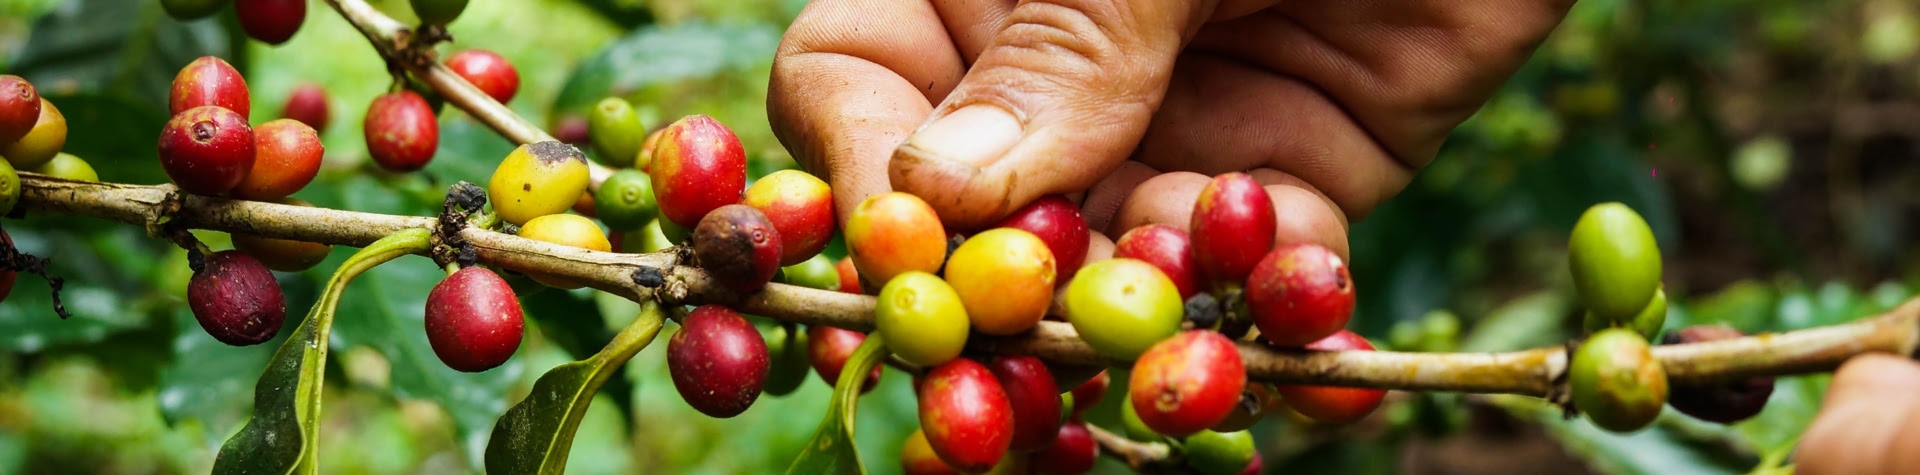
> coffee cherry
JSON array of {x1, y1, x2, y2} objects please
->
[
  {"x1": 231, "y1": 118, "x2": 322, "y2": 201},
  {"x1": 424, "y1": 267, "x2": 523, "y2": 372},
  {"x1": 410, "y1": 0, "x2": 467, "y2": 26},
  {"x1": 807, "y1": 325, "x2": 880, "y2": 392},
  {"x1": 649, "y1": 114, "x2": 746, "y2": 227},
  {"x1": 1112, "y1": 224, "x2": 1203, "y2": 299},
  {"x1": 444, "y1": 50, "x2": 519, "y2": 104},
  {"x1": 0, "y1": 159, "x2": 18, "y2": 215},
  {"x1": 1569, "y1": 202, "x2": 1662, "y2": 322},
  {"x1": 1030, "y1": 422, "x2": 1097, "y2": 475},
  {"x1": 363, "y1": 90, "x2": 439, "y2": 172},
  {"x1": 1240, "y1": 453, "x2": 1263, "y2": 475},
  {"x1": 742, "y1": 169, "x2": 835, "y2": 266},
  {"x1": 988, "y1": 355, "x2": 1063, "y2": 453},
  {"x1": 636, "y1": 126, "x2": 664, "y2": 171},
  {"x1": 902, "y1": 428, "x2": 962, "y2": 475},
  {"x1": 1571, "y1": 327, "x2": 1668, "y2": 433},
  {"x1": 280, "y1": 83, "x2": 330, "y2": 132},
  {"x1": 996, "y1": 195, "x2": 1089, "y2": 282},
  {"x1": 593, "y1": 169, "x2": 658, "y2": 231},
  {"x1": 667, "y1": 305, "x2": 769, "y2": 418},
  {"x1": 1129, "y1": 330, "x2": 1246, "y2": 437},
  {"x1": 1063, "y1": 258, "x2": 1183, "y2": 360},
  {"x1": 780, "y1": 253, "x2": 840, "y2": 292},
  {"x1": 516, "y1": 214, "x2": 611, "y2": 289},
  {"x1": 0, "y1": 75, "x2": 40, "y2": 145},
  {"x1": 1274, "y1": 330, "x2": 1386, "y2": 424},
  {"x1": 161, "y1": 0, "x2": 228, "y2": 20},
  {"x1": 918, "y1": 358, "x2": 1014, "y2": 473},
  {"x1": 33, "y1": 153, "x2": 97, "y2": 182},
  {"x1": 1119, "y1": 395, "x2": 1162, "y2": 442},
  {"x1": 1662, "y1": 325, "x2": 1773, "y2": 424},
  {"x1": 170, "y1": 56, "x2": 250, "y2": 118},
  {"x1": 1067, "y1": 370, "x2": 1109, "y2": 420},
  {"x1": 1246, "y1": 243, "x2": 1354, "y2": 347},
  {"x1": 0, "y1": 97, "x2": 65, "y2": 169},
  {"x1": 945, "y1": 228, "x2": 1054, "y2": 335},
  {"x1": 693, "y1": 204, "x2": 783, "y2": 294},
  {"x1": 488, "y1": 141, "x2": 590, "y2": 225},
  {"x1": 1586, "y1": 286, "x2": 1668, "y2": 340},
  {"x1": 761, "y1": 324, "x2": 811, "y2": 397},
  {"x1": 235, "y1": 0, "x2": 306, "y2": 45},
  {"x1": 1184, "y1": 430, "x2": 1255, "y2": 475},
  {"x1": 835, "y1": 256, "x2": 862, "y2": 294},
  {"x1": 845, "y1": 191, "x2": 948, "y2": 285},
  {"x1": 188, "y1": 250, "x2": 287, "y2": 346},
  {"x1": 875, "y1": 271, "x2": 969, "y2": 367},
  {"x1": 158, "y1": 105, "x2": 255, "y2": 195},
  {"x1": 587, "y1": 97, "x2": 643, "y2": 168},
  {"x1": 551, "y1": 113, "x2": 591, "y2": 147},
  {"x1": 1191, "y1": 172, "x2": 1276, "y2": 285},
  {"x1": 1209, "y1": 384, "x2": 1278, "y2": 432}
]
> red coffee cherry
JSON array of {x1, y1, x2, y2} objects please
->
[
  {"x1": 835, "y1": 256, "x2": 861, "y2": 294},
  {"x1": 1661, "y1": 325, "x2": 1773, "y2": 424},
  {"x1": 807, "y1": 324, "x2": 880, "y2": 393},
  {"x1": 649, "y1": 114, "x2": 746, "y2": 227},
  {"x1": 1128, "y1": 330, "x2": 1246, "y2": 437},
  {"x1": 0, "y1": 75, "x2": 40, "y2": 145},
  {"x1": 280, "y1": 83, "x2": 330, "y2": 132},
  {"x1": 424, "y1": 267, "x2": 524, "y2": 372},
  {"x1": 158, "y1": 105, "x2": 256, "y2": 196},
  {"x1": 444, "y1": 49, "x2": 520, "y2": 105},
  {"x1": 988, "y1": 355, "x2": 1064, "y2": 453},
  {"x1": 918, "y1": 358, "x2": 1015, "y2": 473},
  {"x1": 1113, "y1": 224, "x2": 1204, "y2": 300},
  {"x1": 231, "y1": 118, "x2": 322, "y2": 201},
  {"x1": 1030, "y1": 422, "x2": 1097, "y2": 475},
  {"x1": 691, "y1": 204, "x2": 783, "y2": 294},
  {"x1": 188, "y1": 250, "x2": 287, "y2": 346},
  {"x1": 1246, "y1": 243, "x2": 1355, "y2": 347},
  {"x1": 235, "y1": 0, "x2": 307, "y2": 45},
  {"x1": 1068, "y1": 369, "x2": 1110, "y2": 420},
  {"x1": 170, "y1": 56, "x2": 250, "y2": 117},
  {"x1": 1190, "y1": 172, "x2": 1275, "y2": 285},
  {"x1": 741, "y1": 169, "x2": 835, "y2": 266},
  {"x1": 667, "y1": 305, "x2": 770, "y2": 418},
  {"x1": 363, "y1": 91, "x2": 439, "y2": 172},
  {"x1": 1274, "y1": 330, "x2": 1386, "y2": 424},
  {"x1": 996, "y1": 195, "x2": 1089, "y2": 282}
]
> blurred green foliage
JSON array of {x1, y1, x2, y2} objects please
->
[{"x1": 3, "y1": 0, "x2": 1919, "y2": 473}]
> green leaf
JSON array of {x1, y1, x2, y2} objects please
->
[
  {"x1": 11, "y1": 0, "x2": 235, "y2": 111},
  {"x1": 785, "y1": 334, "x2": 887, "y2": 475},
  {"x1": 0, "y1": 221, "x2": 175, "y2": 353},
  {"x1": 212, "y1": 229, "x2": 431, "y2": 475},
  {"x1": 1494, "y1": 396, "x2": 1752, "y2": 475},
  {"x1": 1459, "y1": 292, "x2": 1573, "y2": 353},
  {"x1": 485, "y1": 300, "x2": 666, "y2": 474}
]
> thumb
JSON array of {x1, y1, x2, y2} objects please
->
[{"x1": 888, "y1": 0, "x2": 1220, "y2": 230}]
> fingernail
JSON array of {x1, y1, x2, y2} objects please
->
[{"x1": 903, "y1": 104, "x2": 1022, "y2": 168}]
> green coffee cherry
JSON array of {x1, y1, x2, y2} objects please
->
[
  {"x1": 410, "y1": 0, "x2": 468, "y2": 27},
  {"x1": 588, "y1": 97, "x2": 644, "y2": 168},
  {"x1": 1583, "y1": 286, "x2": 1667, "y2": 341},
  {"x1": 34, "y1": 152, "x2": 98, "y2": 182},
  {"x1": 1121, "y1": 398, "x2": 1162, "y2": 442},
  {"x1": 1571, "y1": 327, "x2": 1668, "y2": 433},
  {"x1": 0, "y1": 158, "x2": 18, "y2": 216},
  {"x1": 1183, "y1": 430, "x2": 1255, "y2": 475},
  {"x1": 1569, "y1": 202, "x2": 1663, "y2": 321},
  {"x1": 593, "y1": 169, "x2": 658, "y2": 231},
  {"x1": 780, "y1": 254, "x2": 841, "y2": 291}
]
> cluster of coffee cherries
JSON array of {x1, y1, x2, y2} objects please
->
[
  {"x1": 162, "y1": 0, "x2": 308, "y2": 45},
  {"x1": 0, "y1": 74, "x2": 96, "y2": 304},
  {"x1": 1564, "y1": 202, "x2": 1773, "y2": 433}
]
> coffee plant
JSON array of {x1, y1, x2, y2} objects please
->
[{"x1": 1, "y1": 0, "x2": 1917, "y2": 474}]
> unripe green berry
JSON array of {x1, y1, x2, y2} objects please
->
[
  {"x1": 1583, "y1": 286, "x2": 1667, "y2": 341},
  {"x1": 0, "y1": 158, "x2": 18, "y2": 216},
  {"x1": 1183, "y1": 430, "x2": 1255, "y2": 475},
  {"x1": 593, "y1": 168, "x2": 658, "y2": 231},
  {"x1": 1570, "y1": 328, "x2": 1668, "y2": 433},
  {"x1": 410, "y1": 0, "x2": 467, "y2": 26},
  {"x1": 588, "y1": 97, "x2": 644, "y2": 168},
  {"x1": 1569, "y1": 202, "x2": 1663, "y2": 321}
]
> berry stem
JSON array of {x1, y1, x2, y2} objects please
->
[{"x1": 1084, "y1": 423, "x2": 1171, "y2": 472}]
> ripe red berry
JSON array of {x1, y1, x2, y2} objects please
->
[
  {"x1": 1246, "y1": 243, "x2": 1355, "y2": 347},
  {"x1": 1031, "y1": 422, "x2": 1097, "y2": 475},
  {"x1": 363, "y1": 91, "x2": 438, "y2": 172},
  {"x1": 835, "y1": 256, "x2": 861, "y2": 294},
  {"x1": 807, "y1": 324, "x2": 880, "y2": 392},
  {"x1": 170, "y1": 56, "x2": 249, "y2": 118},
  {"x1": 691, "y1": 204, "x2": 783, "y2": 294},
  {"x1": 1190, "y1": 172, "x2": 1275, "y2": 285},
  {"x1": 280, "y1": 83, "x2": 330, "y2": 132},
  {"x1": 231, "y1": 118, "x2": 322, "y2": 201},
  {"x1": 444, "y1": 49, "x2": 520, "y2": 105},
  {"x1": 668, "y1": 305, "x2": 770, "y2": 418},
  {"x1": 0, "y1": 75, "x2": 40, "y2": 145},
  {"x1": 649, "y1": 115, "x2": 746, "y2": 227},
  {"x1": 188, "y1": 250, "x2": 287, "y2": 346},
  {"x1": 1113, "y1": 224, "x2": 1203, "y2": 299},
  {"x1": 1068, "y1": 370, "x2": 1110, "y2": 420},
  {"x1": 158, "y1": 105, "x2": 256, "y2": 195},
  {"x1": 996, "y1": 195, "x2": 1089, "y2": 282},
  {"x1": 1274, "y1": 330, "x2": 1385, "y2": 424},
  {"x1": 741, "y1": 170, "x2": 835, "y2": 266},
  {"x1": 919, "y1": 358, "x2": 1015, "y2": 473},
  {"x1": 424, "y1": 267, "x2": 524, "y2": 372},
  {"x1": 988, "y1": 355, "x2": 1063, "y2": 453},
  {"x1": 1129, "y1": 330, "x2": 1246, "y2": 437},
  {"x1": 235, "y1": 0, "x2": 307, "y2": 45}
]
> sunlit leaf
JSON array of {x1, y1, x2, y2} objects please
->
[
  {"x1": 485, "y1": 300, "x2": 665, "y2": 474},
  {"x1": 785, "y1": 334, "x2": 886, "y2": 475}
]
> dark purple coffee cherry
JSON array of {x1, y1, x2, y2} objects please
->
[
  {"x1": 668, "y1": 305, "x2": 770, "y2": 418},
  {"x1": 188, "y1": 250, "x2": 287, "y2": 346}
]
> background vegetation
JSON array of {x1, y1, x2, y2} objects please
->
[{"x1": 1, "y1": 0, "x2": 1916, "y2": 473}]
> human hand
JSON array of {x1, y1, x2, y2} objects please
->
[
  {"x1": 1796, "y1": 354, "x2": 1920, "y2": 475},
  {"x1": 768, "y1": 0, "x2": 1575, "y2": 258}
]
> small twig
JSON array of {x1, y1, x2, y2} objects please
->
[
  {"x1": 1085, "y1": 423, "x2": 1172, "y2": 472},
  {"x1": 0, "y1": 222, "x2": 68, "y2": 320}
]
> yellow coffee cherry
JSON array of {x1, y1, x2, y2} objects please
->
[
  {"x1": 488, "y1": 140, "x2": 589, "y2": 226},
  {"x1": 517, "y1": 213, "x2": 610, "y2": 289}
]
